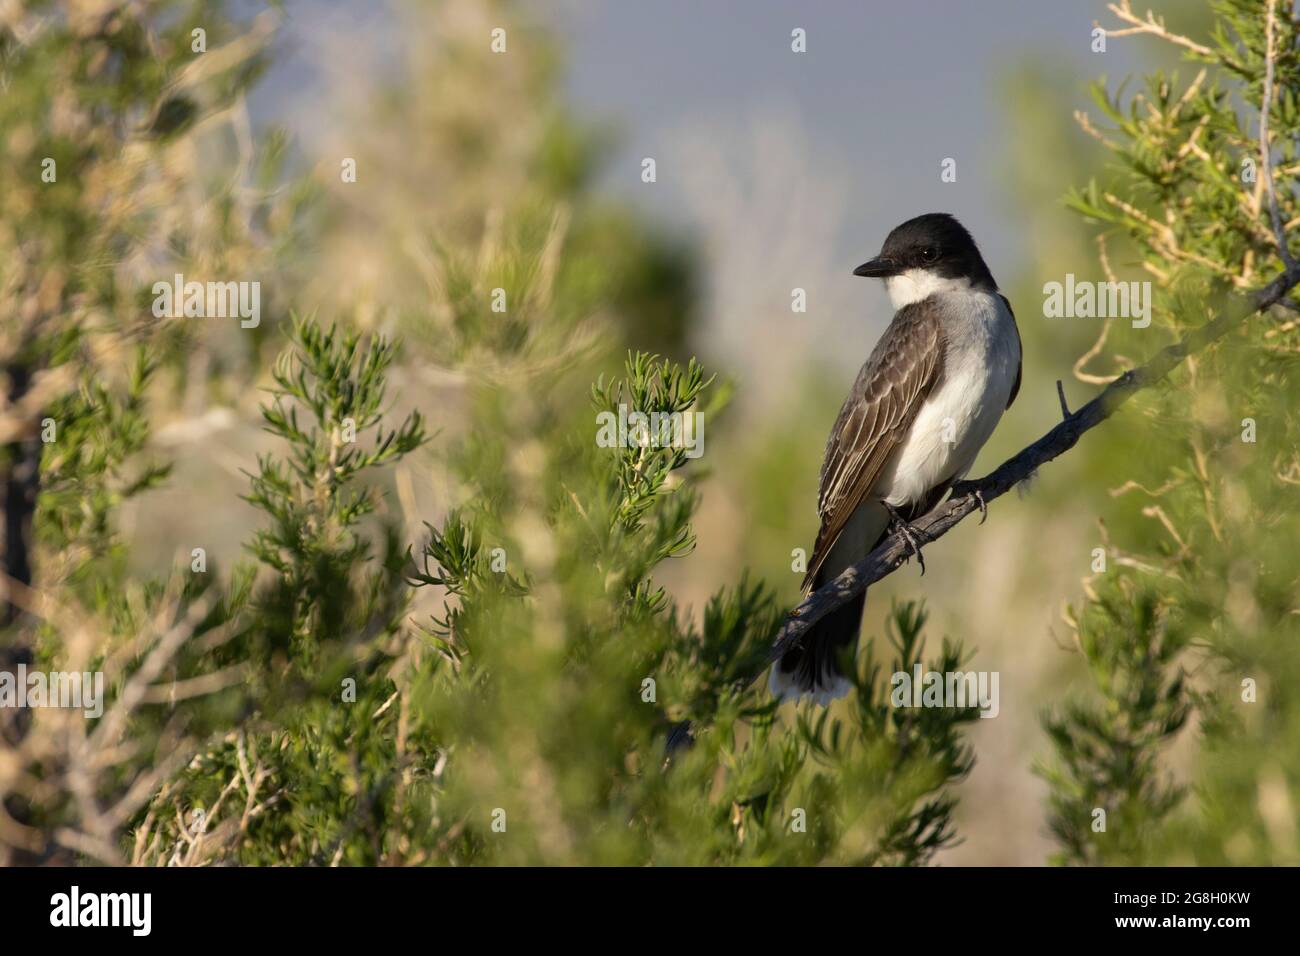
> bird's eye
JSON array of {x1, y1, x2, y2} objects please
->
[{"x1": 920, "y1": 247, "x2": 939, "y2": 262}]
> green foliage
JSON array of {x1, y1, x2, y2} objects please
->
[
  {"x1": 402, "y1": 347, "x2": 977, "y2": 865},
  {"x1": 142, "y1": 317, "x2": 431, "y2": 865},
  {"x1": 0, "y1": 0, "x2": 279, "y2": 360},
  {"x1": 1040, "y1": 584, "x2": 1189, "y2": 864},
  {"x1": 4, "y1": 0, "x2": 1002, "y2": 868},
  {"x1": 39, "y1": 350, "x2": 171, "y2": 565},
  {"x1": 1040, "y1": 0, "x2": 1300, "y2": 865}
]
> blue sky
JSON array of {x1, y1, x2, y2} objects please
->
[
  {"x1": 555, "y1": 0, "x2": 1131, "y2": 269},
  {"x1": 254, "y1": 0, "x2": 1138, "y2": 263},
  {"x1": 249, "y1": 1, "x2": 1144, "y2": 379}
]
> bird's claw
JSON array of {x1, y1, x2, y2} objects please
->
[
  {"x1": 951, "y1": 482, "x2": 988, "y2": 525},
  {"x1": 883, "y1": 502, "x2": 927, "y2": 575}
]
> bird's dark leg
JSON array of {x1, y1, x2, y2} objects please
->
[
  {"x1": 951, "y1": 481, "x2": 988, "y2": 524},
  {"x1": 665, "y1": 720, "x2": 694, "y2": 754},
  {"x1": 882, "y1": 501, "x2": 926, "y2": 575}
]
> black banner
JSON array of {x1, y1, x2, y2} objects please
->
[{"x1": 0, "y1": 865, "x2": 1278, "y2": 942}]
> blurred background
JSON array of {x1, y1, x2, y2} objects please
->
[{"x1": 100, "y1": 0, "x2": 1216, "y2": 864}]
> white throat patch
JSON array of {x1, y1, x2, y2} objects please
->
[{"x1": 885, "y1": 270, "x2": 972, "y2": 309}]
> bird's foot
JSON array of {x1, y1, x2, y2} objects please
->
[
  {"x1": 951, "y1": 481, "x2": 989, "y2": 525},
  {"x1": 883, "y1": 502, "x2": 927, "y2": 575}
]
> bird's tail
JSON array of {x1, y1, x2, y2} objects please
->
[{"x1": 769, "y1": 569, "x2": 865, "y2": 706}]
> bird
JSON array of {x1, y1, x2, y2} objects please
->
[{"x1": 770, "y1": 213, "x2": 1022, "y2": 705}]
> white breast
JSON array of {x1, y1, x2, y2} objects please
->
[{"x1": 874, "y1": 289, "x2": 1019, "y2": 508}]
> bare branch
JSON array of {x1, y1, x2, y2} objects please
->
[{"x1": 1102, "y1": 1, "x2": 1239, "y2": 71}]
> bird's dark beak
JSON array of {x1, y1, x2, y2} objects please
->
[{"x1": 853, "y1": 256, "x2": 897, "y2": 278}]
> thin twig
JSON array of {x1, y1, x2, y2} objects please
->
[
  {"x1": 1056, "y1": 380, "x2": 1072, "y2": 419},
  {"x1": 1103, "y1": 1, "x2": 1243, "y2": 73}
]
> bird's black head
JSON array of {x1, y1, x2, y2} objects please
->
[{"x1": 853, "y1": 213, "x2": 996, "y2": 297}]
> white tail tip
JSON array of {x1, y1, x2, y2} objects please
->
[{"x1": 768, "y1": 665, "x2": 852, "y2": 707}]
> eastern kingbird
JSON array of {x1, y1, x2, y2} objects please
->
[{"x1": 771, "y1": 213, "x2": 1022, "y2": 705}]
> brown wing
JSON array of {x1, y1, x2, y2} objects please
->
[
  {"x1": 999, "y1": 293, "x2": 1022, "y2": 408},
  {"x1": 802, "y1": 302, "x2": 945, "y2": 591}
]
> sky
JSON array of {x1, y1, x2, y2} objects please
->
[
  {"x1": 555, "y1": 0, "x2": 1126, "y2": 265},
  {"x1": 248, "y1": 0, "x2": 1144, "y2": 383}
]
